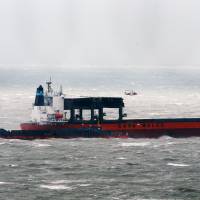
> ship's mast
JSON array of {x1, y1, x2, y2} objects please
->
[
  {"x1": 46, "y1": 77, "x2": 53, "y2": 94},
  {"x1": 59, "y1": 85, "x2": 63, "y2": 95}
]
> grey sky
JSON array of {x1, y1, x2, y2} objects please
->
[{"x1": 0, "y1": 0, "x2": 200, "y2": 67}]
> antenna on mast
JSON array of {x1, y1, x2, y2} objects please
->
[{"x1": 46, "y1": 77, "x2": 52, "y2": 93}]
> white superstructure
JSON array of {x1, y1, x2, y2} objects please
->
[{"x1": 31, "y1": 80, "x2": 65, "y2": 123}]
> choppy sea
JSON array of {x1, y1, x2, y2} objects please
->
[{"x1": 0, "y1": 66, "x2": 200, "y2": 199}]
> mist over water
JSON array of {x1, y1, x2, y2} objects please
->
[
  {"x1": 1, "y1": 66, "x2": 200, "y2": 129},
  {"x1": 0, "y1": 66, "x2": 200, "y2": 199}
]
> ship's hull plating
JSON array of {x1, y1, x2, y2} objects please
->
[
  {"x1": 0, "y1": 118, "x2": 199, "y2": 139},
  {"x1": 1, "y1": 128, "x2": 200, "y2": 140}
]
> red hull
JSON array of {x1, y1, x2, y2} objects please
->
[{"x1": 20, "y1": 118, "x2": 200, "y2": 138}]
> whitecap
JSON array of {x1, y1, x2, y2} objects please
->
[
  {"x1": 7, "y1": 139, "x2": 22, "y2": 143},
  {"x1": 159, "y1": 135, "x2": 173, "y2": 140},
  {"x1": 50, "y1": 180, "x2": 71, "y2": 184},
  {"x1": 7, "y1": 164, "x2": 18, "y2": 167},
  {"x1": 50, "y1": 179, "x2": 88, "y2": 184},
  {"x1": 79, "y1": 184, "x2": 91, "y2": 187},
  {"x1": 167, "y1": 163, "x2": 190, "y2": 167},
  {"x1": 116, "y1": 157, "x2": 126, "y2": 160},
  {"x1": 88, "y1": 156, "x2": 97, "y2": 159},
  {"x1": 32, "y1": 143, "x2": 51, "y2": 147},
  {"x1": 40, "y1": 184, "x2": 72, "y2": 190},
  {"x1": 121, "y1": 142, "x2": 150, "y2": 147},
  {"x1": 153, "y1": 142, "x2": 175, "y2": 148},
  {"x1": 0, "y1": 182, "x2": 13, "y2": 185}
]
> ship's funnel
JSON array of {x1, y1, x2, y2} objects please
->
[{"x1": 34, "y1": 85, "x2": 44, "y2": 106}]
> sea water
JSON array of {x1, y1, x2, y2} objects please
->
[{"x1": 0, "y1": 66, "x2": 200, "y2": 199}]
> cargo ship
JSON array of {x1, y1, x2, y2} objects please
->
[{"x1": 1, "y1": 80, "x2": 200, "y2": 139}]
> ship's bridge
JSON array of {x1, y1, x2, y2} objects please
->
[{"x1": 64, "y1": 97, "x2": 125, "y2": 123}]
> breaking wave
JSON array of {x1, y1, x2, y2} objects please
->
[
  {"x1": 167, "y1": 163, "x2": 190, "y2": 167},
  {"x1": 40, "y1": 184, "x2": 72, "y2": 190},
  {"x1": 31, "y1": 142, "x2": 52, "y2": 147},
  {"x1": 121, "y1": 142, "x2": 150, "y2": 147}
]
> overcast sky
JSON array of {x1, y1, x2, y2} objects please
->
[{"x1": 0, "y1": 0, "x2": 200, "y2": 67}]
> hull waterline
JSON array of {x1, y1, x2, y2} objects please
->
[{"x1": 1, "y1": 118, "x2": 200, "y2": 139}]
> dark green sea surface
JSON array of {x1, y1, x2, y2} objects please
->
[{"x1": 0, "y1": 137, "x2": 199, "y2": 200}]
